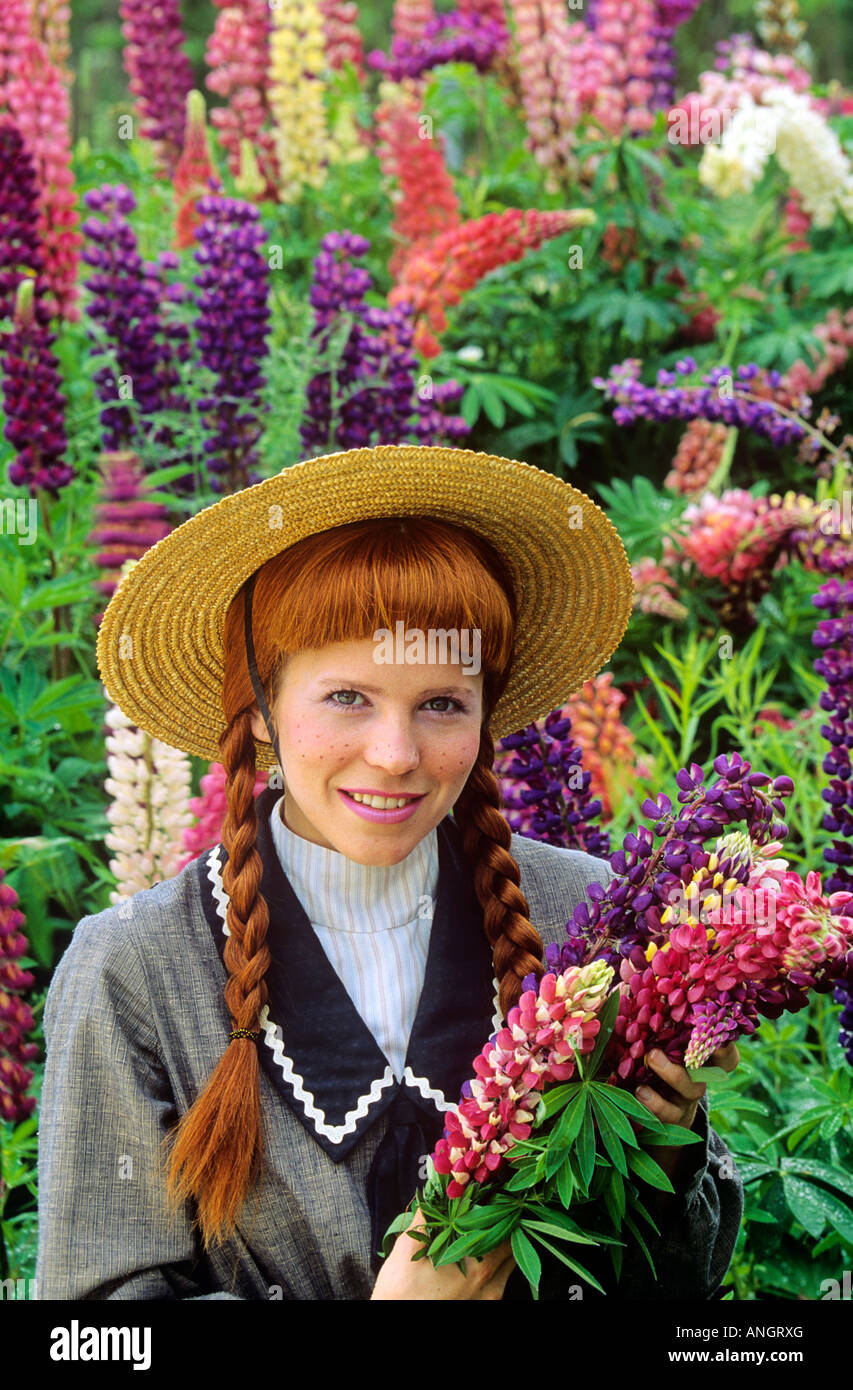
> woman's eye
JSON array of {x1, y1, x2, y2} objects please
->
[{"x1": 324, "y1": 689, "x2": 466, "y2": 714}]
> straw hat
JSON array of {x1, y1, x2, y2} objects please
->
[{"x1": 96, "y1": 445, "x2": 634, "y2": 768}]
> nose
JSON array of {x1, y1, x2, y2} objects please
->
[{"x1": 362, "y1": 712, "x2": 421, "y2": 775}]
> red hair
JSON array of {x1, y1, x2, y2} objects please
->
[{"x1": 164, "y1": 516, "x2": 546, "y2": 1247}]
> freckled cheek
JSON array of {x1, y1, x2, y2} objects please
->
[{"x1": 428, "y1": 732, "x2": 481, "y2": 779}]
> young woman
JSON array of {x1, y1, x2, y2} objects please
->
[{"x1": 36, "y1": 445, "x2": 742, "y2": 1301}]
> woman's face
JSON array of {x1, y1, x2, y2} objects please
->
[{"x1": 250, "y1": 638, "x2": 485, "y2": 864}]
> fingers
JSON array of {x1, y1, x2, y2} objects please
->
[
  {"x1": 635, "y1": 1082, "x2": 691, "y2": 1127},
  {"x1": 709, "y1": 1041, "x2": 740, "y2": 1071},
  {"x1": 646, "y1": 1048, "x2": 706, "y2": 1102}
]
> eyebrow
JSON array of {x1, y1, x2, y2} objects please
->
[{"x1": 316, "y1": 677, "x2": 476, "y2": 698}]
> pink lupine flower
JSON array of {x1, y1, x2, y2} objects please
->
[
  {"x1": 776, "y1": 870, "x2": 853, "y2": 972},
  {"x1": 205, "y1": 0, "x2": 280, "y2": 201},
  {"x1": 432, "y1": 959, "x2": 613, "y2": 1196},
  {"x1": 0, "y1": 868, "x2": 38, "y2": 1123},
  {"x1": 175, "y1": 762, "x2": 271, "y2": 872}
]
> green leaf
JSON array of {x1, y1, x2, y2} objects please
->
[
  {"x1": 603, "y1": 1085, "x2": 669, "y2": 1127},
  {"x1": 590, "y1": 1095, "x2": 629, "y2": 1176},
  {"x1": 556, "y1": 1159, "x2": 575, "y2": 1210},
  {"x1": 623, "y1": 1213, "x2": 657, "y2": 1279},
  {"x1": 511, "y1": 1227, "x2": 542, "y2": 1299},
  {"x1": 521, "y1": 1220, "x2": 600, "y2": 1246},
  {"x1": 540, "y1": 1082, "x2": 581, "y2": 1121},
  {"x1": 576, "y1": 1104, "x2": 596, "y2": 1190},
  {"x1": 626, "y1": 1148, "x2": 675, "y2": 1194},
  {"x1": 782, "y1": 1175, "x2": 827, "y2": 1240},
  {"x1": 783, "y1": 1158, "x2": 853, "y2": 1204},
  {"x1": 528, "y1": 1232, "x2": 607, "y2": 1296},
  {"x1": 553, "y1": 1091, "x2": 588, "y2": 1148},
  {"x1": 591, "y1": 1086, "x2": 641, "y2": 1147}
]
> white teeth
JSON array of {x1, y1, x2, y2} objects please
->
[{"x1": 348, "y1": 792, "x2": 419, "y2": 809}]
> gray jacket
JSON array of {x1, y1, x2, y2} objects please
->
[{"x1": 35, "y1": 810, "x2": 743, "y2": 1300}]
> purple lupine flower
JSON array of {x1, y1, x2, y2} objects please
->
[
  {"x1": 545, "y1": 753, "x2": 793, "y2": 979},
  {"x1": 595, "y1": 358, "x2": 810, "y2": 449},
  {"x1": 368, "y1": 8, "x2": 507, "y2": 82},
  {"x1": 3, "y1": 278, "x2": 73, "y2": 495},
  {"x1": 0, "y1": 123, "x2": 49, "y2": 327},
  {"x1": 812, "y1": 576, "x2": 853, "y2": 892},
  {"x1": 192, "y1": 192, "x2": 271, "y2": 494},
  {"x1": 118, "y1": 0, "x2": 194, "y2": 173},
  {"x1": 494, "y1": 710, "x2": 611, "y2": 858},
  {"x1": 0, "y1": 866, "x2": 38, "y2": 1123},
  {"x1": 80, "y1": 185, "x2": 191, "y2": 457},
  {"x1": 649, "y1": 1, "x2": 702, "y2": 111},
  {"x1": 300, "y1": 232, "x2": 470, "y2": 453}
]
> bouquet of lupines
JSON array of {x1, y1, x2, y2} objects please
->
[{"x1": 383, "y1": 752, "x2": 853, "y2": 1297}]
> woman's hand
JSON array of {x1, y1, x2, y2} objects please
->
[
  {"x1": 635, "y1": 1042, "x2": 739, "y2": 1185},
  {"x1": 370, "y1": 1206, "x2": 516, "y2": 1300}
]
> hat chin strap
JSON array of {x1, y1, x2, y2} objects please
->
[{"x1": 243, "y1": 572, "x2": 285, "y2": 778}]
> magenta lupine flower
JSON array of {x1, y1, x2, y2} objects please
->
[
  {"x1": 193, "y1": 192, "x2": 271, "y2": 495},
  {"x1": 80, "y1": 184, "x2": 191, "y2": 455},
  {"x1": 368, "y1": 8, "x2": 506, "y2": 82},
  {"x1": 0, "y1": 122, "x2": 49, "y2": 324},
  {"x1": 118, "y1": 0, "x2": 194, "y2": 173},
  {"x1": 0, "y1": 32, "x2": 81, "y2": 320},
  {"x1": 0, "y1": 867, "x2": 38, "y2": 1124},
  {"x1": 3, "y1": 278, "x2": 72, "y2": 495},
  {"x1": 320, "y1": 0, "x2": 365, "y2": 76},
  {"x1": 87, "y1": 452, "x2": 173, "y2": 615},
  {"x1": 433, "y1": 959, "x2": 613, "y2": 1197}
]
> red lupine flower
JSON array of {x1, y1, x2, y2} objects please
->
[
  {"x1": 390, "y1": 206, "x2": 593, "y2": 357},
  {"x1": 665, "y1": 419, "x2": 730, "y2": 496},
  {"x1": 375, "y1": 88, "x2": 461, "y2": 278},
  {"x1": 173, "y1": 91, "x2": 218, "y2": 251},
  {"x1": 0, "y1": 868, "x2": 38, "y2": 1124}
]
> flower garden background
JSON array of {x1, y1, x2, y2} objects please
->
[{"x1": 2, "y1": 0, "x2": 853, "y2": 1300}]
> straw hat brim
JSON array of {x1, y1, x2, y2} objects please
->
[{"x1": 96, "y1": 445, "x2": 635, "y2": 767}]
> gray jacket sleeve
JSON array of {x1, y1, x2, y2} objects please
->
[
  {"x1": 35, "y1": 910, "x2": 237, "y2": 1301},
  {"x1": 509, "y1": 835, "x2": 743, "y2": 1299}
]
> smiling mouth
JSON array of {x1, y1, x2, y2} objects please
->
[{"x1": 340, "y1": 790, "x2": 426, "y2": 808}]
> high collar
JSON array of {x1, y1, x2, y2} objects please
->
[
  {"x1": 268, "y1": 794, "x2": 439, "y2": 933},
  {"x1": 198, "y1": 787, "x2": 501, "y2": 1162}
]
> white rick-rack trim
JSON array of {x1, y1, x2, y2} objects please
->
[{"x1": 205, "y1": 845, "x2": 473, "y2": 1137}]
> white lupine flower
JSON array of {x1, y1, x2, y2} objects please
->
[
  {"x1": 698, "y1": 96, "x2": 779, "y2": 196},
  {"x1": 764, "y1": 88, "x2": 853, "y2": 227},
  {"x1": 102, "y1": 692, "x2": 193, "y2": 903},
  {"x1": 699, "y1": 86, "x2": 853, "y2": 229}
]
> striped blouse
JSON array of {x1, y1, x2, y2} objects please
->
[{"x1": 269, "y1": 794, "x2": 439, "y2": 1081}]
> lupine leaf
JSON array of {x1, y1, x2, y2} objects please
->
[
  {"x1": 576, "y1": 1104, "x2": 596, "y2": 1189},
  {"x1": 782, "y1": 1175, "x2": 827, "y2": 1239},
  {"x1": 624, "y1": 1214, "x2": 657, "y2": 1279},
  {"x1": 553, "y1": 1091, "x2": 588, "y2": 1148},
  {"x1": 556, "y1": 1160, "x2": 575, "y2": 1210},
  {"x1": 540, "y1": 1082, "x2": 581, "y2": 1120},
  {"x1": 782, "y1": 1159, "x2": 853, "y2": 1203},
  {"x1": 522, "y1": 1219, "x2": 600, "y2": 1246},
  {"x1": 591, "y1": 1086, "x2": 641, "y2": 1147},
  {"x1": 527, "y1": 1232, "x2": 607, "y2": 1296},
  {"x1": 591, "y1": 1096, "x2": 629, "y2": 1176},
  {"x1": 626, "y1": 1148, "x2": 675, "y2": 1193},
  {"x1": 603, "y1": 1086, "x2": 670, "y2": 1127},
  {"x1": 511, "y1": 1228, "x2": 542, "y2": 1298}
]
